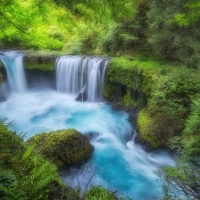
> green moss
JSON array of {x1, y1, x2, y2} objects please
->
[
  {"x1": 26, "y1": 129, "x2": 94, "y2": 168},
  {"x1": 0, "y1": 122, "x2": 24, "y2": 156},
  {"x1": 83, "y1": 186, "x2": 118, "y2": 200},
  {"x1": 123, "y1": 88, "x2": 138, "y2": 107},
  {"x1": 0, "y1": 122, "x2": 114, "y2": 200},
  {"x1": 105, "y1": 56, "x2": 200, "y2": 148},
  {"x1": 138, "y1": 108, "x2": 157, "y2": 147},
  {"x1": 21, "y1": 50, "x2": 66, "y2": 71},
  {"x1": 24, "y1": 56, "x2": 56, "y2": 71}
]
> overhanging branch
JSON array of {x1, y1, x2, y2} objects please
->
[{"x1": 0, "y1": 11, "x2": 29, "y2": 35}]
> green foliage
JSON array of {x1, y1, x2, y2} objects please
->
[
  {"x1": 123, "y1": 88, "x2": 138, "y2": 107},
  {"x1": 0, "y1": 120, "x2": 24, "y2": 156},
  {"x1": 64, "y1": 27, "x2": 99, "y2": 54},
  {"x1": 53, "y1": 0, "x2": 134, "y2": 21},
  {"x1": 0, "y1": 121, "x2": 62, "y2": 199},
  {"x1": 100, "y1": 21, "x2": 139, "y2": 54},
  {"x1": 106, "y1": 56, "x2": 200, "y2": 148},
  {"x1": 0, "y1": 121, "x2": 119, "y2": 200},
  {"x1": 24, "y1": 54, "x2": 56, "y2": 71},
  {"x1": 147, "y1": 0, "x2": 200, "y2": 68},
  {"x1": 1, "y1": 0, "x2": 200, "y2": 68},
  {"x1": 83, "y1": 186, "x2": 118, "y2": 200},
  {"x1": 169, "y1": 95, "x2": 200, "y2": 160},
  {"x1": 0, "y1": 0, "x2": 66, "y2": 50},
  {"x1": 0, "y1": 168, "x2": 27, "y2": 200},
  {"x1": 184, "y1": 96, "x2": 200, "y2": 135},
  {"x1": 157, "y1": 158, "x2": 200, "y2": 200},
  {"x1": 18, "y1": 151, "x2": 61, "y2": 199},
  {"x1": 0, "y1": 168, "x2": 16, "y2": 188},
  {"x1": 174, "y1": 1, "x2": 200, "y2": 26},
  {"x1": 47, "y1": 26, "x2": 65, "y2": 41}
]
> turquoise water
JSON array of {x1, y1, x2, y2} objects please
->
[{"x1": 0, "y1": 87, "x2": 175, "y2": 199}]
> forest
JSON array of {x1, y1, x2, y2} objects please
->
[{"x1": 0, "y1": 0, "x2": 200, "y2": 199}]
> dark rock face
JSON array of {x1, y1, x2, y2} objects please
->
[
  {"x1": 0, "y1": 83, "x2": 8, "y2": 102},
  {"x1": 26, "y1": 129, "x2": 94, "y2": 169},
  {"x1": 75, "y1": 84, "x2": 87, "y2": 102},
  {"x1": 85, "y1": 132, "x2": 99, "y2": 141},
  {"x1": 134, "y1": 133, "x2": 153, "y2": 152}
]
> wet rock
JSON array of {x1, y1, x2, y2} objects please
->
[
  {"x1": 76, "y1": 85, "x2": 87, "y2": 102},
  {"x1": 134, "y1": 133, "x2": 153, "y2": 152},
  {"x1": 85, "y1": 132, "x2": 99, "y2": 141}
]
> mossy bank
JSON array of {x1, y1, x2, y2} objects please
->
[
  {"x1": 1, "y1": 51, "x2": 199, "y2": 150},
  {"x1": 0, "y1": 121, "x2": 119, "y2": 200},
  {"x1": 104, "y1": 56, "x2": 200, "y2": 149}
]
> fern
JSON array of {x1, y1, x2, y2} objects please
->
[
  {"x1": 0, "y1": 169, "x2": 27, "y2": 200},
  {"x1": 19, "y1": 154, "x2": 60, "y2": 199},
  {"x1": 0, "y1": 169, "x2": 16, "y2": 187},
  {"x1": 0, "y1": 185, "x2": 27, "y2": 200},
  {"x1": 22, "y1": 144, "x2": 36, "y2": 160}
]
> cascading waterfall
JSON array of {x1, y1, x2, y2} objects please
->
[
  {"x1": 56, "y1": 56, "x2": 108, "y2": 102},
  {"x1": 0, "y1": 51, "x2": 27, "y2": 92},
  {"x1": 0, "y1": 52, "x2": 176, "y2": 199}
]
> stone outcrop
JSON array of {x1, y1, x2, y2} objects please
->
[{"x1": 26, "y1": 129, "x2": 94, "y2": 169}]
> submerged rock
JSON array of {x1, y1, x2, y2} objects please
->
[
  {"x1": 75, "y1": 84, "x2": 87, "y2": 102},
  {"x1": 26, "y1": 129, "x2": 94, "y2": 168}
]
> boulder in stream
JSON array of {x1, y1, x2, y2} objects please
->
[{"x1": 26, "y1": 129, "x2": 94, "y2": 169}]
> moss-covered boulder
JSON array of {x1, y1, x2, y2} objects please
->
[{"x1": 26, "y1": 129, "x2": 94, "y2": 168}]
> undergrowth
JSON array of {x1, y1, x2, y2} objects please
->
[{"x1": 0, "y1": 121, "x2": 123, "y2": 200}]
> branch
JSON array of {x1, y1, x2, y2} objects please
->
[
  {"x1": 0, "y1": 17, "x2": 10, "y2": 31},
  {"x1": 0, "y1": 12, "x2": 30, "y2": 36},
  {"x1": 37, "y1": 0, "x2": 46, "y2": 6}
]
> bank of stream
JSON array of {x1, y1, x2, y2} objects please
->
[{"x1": 1, "y1": 51, "x2": 199, "y2": 199}]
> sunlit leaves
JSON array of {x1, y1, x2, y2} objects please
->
[
  {"x1": 147, "y1": 0, "x2": 200, "y2": 67},
  {"x1": 175, "y1": 0, "x2": 200, "y2": 26}
]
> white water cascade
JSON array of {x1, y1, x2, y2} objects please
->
[
  {"x1": 0, "y1": 53, "x2": 176, "y2": 199},
  {"x1": 0, "y1": 51, "x2": 27, "y2": 92},
  {"x1": 56, "y1": 56, "x2": 108, "y2": 102}
]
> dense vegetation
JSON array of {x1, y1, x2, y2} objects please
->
[
  {"x1": 0, "y1": 121, "x2": 119, "y2": 200},
  {"x1": 1, "y1": 0, "x2": 200, "y2": 67},
  {"x1": 104, "y1": 56, "x2": 200, "y2": 199},
  {"x1": 1, "y1": 0, "x2": 200, "y2": 199}
]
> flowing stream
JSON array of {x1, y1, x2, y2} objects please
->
[{"x1": 0, "y1": 52, "x2": 175, "y2": 199}]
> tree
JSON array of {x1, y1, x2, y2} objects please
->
[
  {"x1": 157, "y1": 159, "x2": 200, "y2": 200},
  {"x1": 147, "y1": 0, "x2": 200, "y2": 68}
]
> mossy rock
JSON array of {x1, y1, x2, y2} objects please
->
[
  {"x1": 0, "y1": 153, "x2": 13, "y2": 166},
  {"x1": 22, "y1": 50, "x2": 66, "y2": 71},
  {"x1": 137, "y1": 103, "x2": 183, "y2": 148},
  {"x1": 25, "y1": 129, "x2": 94, "y2": 168}
]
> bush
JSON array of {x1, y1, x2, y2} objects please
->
[{"x1": 83, "y1": 186, "x2": 118, "y2": 200}]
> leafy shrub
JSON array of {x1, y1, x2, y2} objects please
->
[
  {"x1": 83, "y1": 186, "x2": 118, "y2": 200},
  {"x1": 147, "y1": 0, "x2": 200, "y2": 68},
  {"x1": 47, "y1": 26, "x2": 65, "y2": 41},
  {"x1": 157, "y1": 158, "x2": 200, "y2": 200}
]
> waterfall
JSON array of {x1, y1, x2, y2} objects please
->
[
  {"x1": 0, "y1": 51, "x2": 27, "y2": 92},
  {"x1": 56, "y1": 56, "x2": 108, "y2": 102}
]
